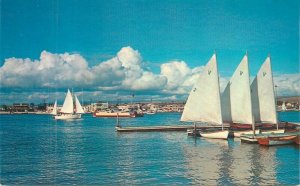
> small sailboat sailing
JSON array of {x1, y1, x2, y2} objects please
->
[
  {"x1": 51, "y1": 100, "x2": 57, "y2": 115},
  {"x1": 54, "y1": 89, "x2": 85, "y2": 120},
  {"x1": 281, "y1": 102, "x2": 287, "y2": 111},
  {"x1": 181, "y1": 53, "x2": 228, "y2": 139}
]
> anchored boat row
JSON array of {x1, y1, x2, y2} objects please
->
[{"x1": 181, "y1": 52, "x2": 298, "y2": 144}]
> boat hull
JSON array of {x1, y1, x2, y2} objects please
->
[
  {"x1": 54, "y1": 114, "x2": 81, "y2": 120},
  {"x1": 260, "y1": 129, "x2": 285, "y2": 134},
  {"x1": 257, "y1": 136, "x2": 296, "y2": 146},
  {"x1": 233, "y1": 129, "x2": 260, "y2": 138},
  {"x1": 230, "y1": 123, "x2": 254, "y2": 129},
  {"x1": 93, "y1": 112, "x2": 135, "y2": 118},
  {"x1": 293, "y1": 135, "x2": 300, "y2": 145},
  {"x1": 200, "y1": 130, "x2": 229, "y2": 139},
  {"x1": 240, "y1": 135, "x2": 258, "y2": 143}
]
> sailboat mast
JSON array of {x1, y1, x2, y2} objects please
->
[
  {"x1": 81, "y1": 88, "x2": 84, "y2": 106},
  {"x1": 269, "y1": 54, "x2": 279, "y2": 130},
  {"x1": 215, "y1": 51, "x2": 224, "y2": 130},
  {"x1": 248, "y1": 52, "x2": 255, "y2": 135},
  {"x1": 72, "y1": 88, "x2": 75, "y2": 114}
]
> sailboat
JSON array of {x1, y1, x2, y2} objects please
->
[
  {"x1": 181, "y1": 53, "x2": 229, "y2": 139},
  {"x1": 241, "y1": 56, "x2": 284, "y2": 143},
  {"x1": 54, "y1": 89, "x2": 85, "y2": 120},
  {"x1": 51, "y1": 100, "x2": 57, "y2": 115},
  {"x1": 281, "y1": 102, "x2": 287, "y2": 111},
  {"x1": 221, "y1": 53, "x2": 258, "y2": 138}
]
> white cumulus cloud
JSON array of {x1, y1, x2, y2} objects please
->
[
  {"x1": 0, "y1": 46, "x2": 298, "y2": 104},
  {"x1": 274, "y1": 73, "x2": 300, "y2": 96},
  {"x1": 0, "y1": 47, "x2": 167, "y2": 92}
]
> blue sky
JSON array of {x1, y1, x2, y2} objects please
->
[{"x1": 0, "y1": 0, "x2": 299, "y2": 103}]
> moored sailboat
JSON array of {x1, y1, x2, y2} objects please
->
[
  {"x1": 181, "y1": 53, "x2": 228, "y2": 139},
  {"x1": 251, "y1": 56, "x2": 285, "y2": 134},
  {"x1": 241, "y1": 56, "x2": 285, "y2": 143},
  {"x1": 221, "y1": 53, "x2": 256, "y2": 138},
  {"x1": 54, "y1": 89, "x2": 85, "y2": 120}
]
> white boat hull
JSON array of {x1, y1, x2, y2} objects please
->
[
  {"x1": 54, "y1": 114, "x2": 81, "y2": 120},
  {"x1": 240, "y1": 135, "x2": 258, "y2": 143},
  {"x1": 200, "y1": 130, "x2": 229, "y2": 139},
  {"x1": 234, "y1": 129, "x2": 260, "y2": 137},
  {"x1": 261, "y1": 129, "x2": 285, "y2": 134}
]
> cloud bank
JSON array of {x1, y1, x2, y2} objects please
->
[{"x1": 0, "y1": 46, "x2": 299, "y2": 103}]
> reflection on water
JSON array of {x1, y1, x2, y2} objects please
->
[
  {"x1": 184, "y1": 138, "x2": 229, "y2": 185},
  {"x1": 0, "y1": 113, "x2": 299, "y2": 185},
  {"x1": 183, "y1": 138, "x2": 279, "y2": 185},
  {"x1": 36, "y1": 120, "x2": 87, "y2": 184}
]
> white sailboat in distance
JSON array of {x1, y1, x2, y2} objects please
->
[
  {"x1": 51, "y1": 100, "x2": 57, "y2": 115},
  {"x1": 54, "y1": 89, "x2": 84, "y2": 120},
  {"x1": 181, "y1": 53, "x2": 229, "y2": 139}
]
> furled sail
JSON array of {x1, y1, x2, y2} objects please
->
[
  {"x1": 221, "y1": 54, "x2": 254, "y2": 124},
  {"x1": 181, "y1": 54, "x2": 223, "y2": 125},
  {"x1": 251, "y1": 57, "x2": 277, "y2": 124},
  {"x1": 51, "y1": 100, "x2": 57, "y2": 115},
  {"x1": 75, "y1": 95, "x2": 85, "y2": 114},
  {"x1": 60, "y1": 89, "x2": 74, "y2": 113}
]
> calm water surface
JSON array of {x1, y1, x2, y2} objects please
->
[{"x1": 1, "y1": 112, "x2": 299, "y2": 185}]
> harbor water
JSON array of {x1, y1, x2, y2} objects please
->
[{"x1": 0, "y1": 112, "x2": 299, "y2": 185}]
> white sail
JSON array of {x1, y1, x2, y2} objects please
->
[
  {"x1": 251, "y1": 57, "x2": 277, "y2": 124},
  {"x1": 281, "y1": 102, "x2": 287, "y2": 111},
  {"x1": 221, "y1": 54, "x2": 254, "y2": 124},
  {"x1": 60, "y1": 89, "x2": 74, "y2": 114},
  {"x1": 221, "y1": 83, "x2": 231, "y2": 123},
  {"x1": 51, "y1": 100, "x2": 57, "y2": 115},
  {"x1": 75, "y1": 95, "x2": 85, "y2": 114},
  {"x1": 181, "y1": 54, "x2": 223, "y2": 125}
]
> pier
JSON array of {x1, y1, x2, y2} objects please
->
[
  {"x1": 115, "y1": 122, "x2": 300, "y2": 133},
  {"x1": 115, "y1": 124, "x2": 230, "y2": 132}
]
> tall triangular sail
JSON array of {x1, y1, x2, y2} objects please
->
[
  {"x1": 221, "y1": 55, "x2": 254, "y2": 124},
  {"x1": 60, "y1": 89, "x2": 74, "y2": 113},
  {"x1": 251, "y1": 57, "x2": 277, "y2": 124},
  {"x1": 181, "y1": 54, "x2": 223, "y2": 125},
  {"x1": 75, "y1": 95, "x2": 85, "y2": 114},
  {"x1": 51, "y1": 100, "x2": 57, "y2": 115}
]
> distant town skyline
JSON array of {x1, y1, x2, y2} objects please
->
[{"x1": 0, "y1": 0, "x2": 299, "y2": 104}]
